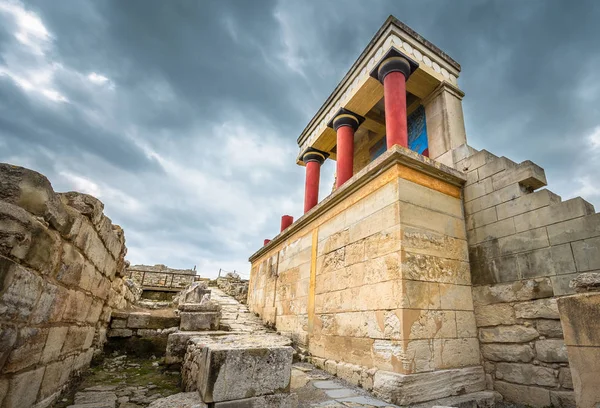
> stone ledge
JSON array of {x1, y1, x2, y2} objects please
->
[{"x1": 372, "y1": 366, "x2": 486, "y2": 405}]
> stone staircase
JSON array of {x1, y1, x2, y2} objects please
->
[{"x1": 452, "y1": 144, "x2": 598, "y2": 290}]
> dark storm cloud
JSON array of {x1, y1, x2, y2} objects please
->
[{"x1": 1, "y1": 0, "x2": 600, "y2": 277}]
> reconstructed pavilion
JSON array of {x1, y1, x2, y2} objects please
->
[{"x1": 248, "y1": 15, "x2": 600, "y2": 408}]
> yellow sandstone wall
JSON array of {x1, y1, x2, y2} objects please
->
[{"x1": 249, "y1": 159, "x2": 480, "y2": 380}]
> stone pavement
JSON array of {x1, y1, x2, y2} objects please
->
[{"x1": 291, "y1": 363, "x2": 399, "y2": 408}]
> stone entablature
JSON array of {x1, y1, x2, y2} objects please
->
[{"x1": 296, "y1": 16, "x2": 463, "y2": 164}]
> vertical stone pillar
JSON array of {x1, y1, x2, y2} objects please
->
[
  {"x1": 376, "y1": 55, "x2": 415, "y2": 149},
  {"x1": 302, "y1": 149, "x2": 328, "y2": 213},
  {"x1": 330, "y1": 110, "x2": 363, "y2": 188},
  {"x1": 422, "y1": 82, "x2": 467, "y2": 167},
  {"x1": 280, "y1": 215, "x2": 293, "y2": 232}
]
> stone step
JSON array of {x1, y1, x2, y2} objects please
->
[
  {"x1": 492, "y1": 160, "x2": 547, "y2": 191},
  {"x1": 456, "y1": 149, "x2": 499, "y2": 173}
]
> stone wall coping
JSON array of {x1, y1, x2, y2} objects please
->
[{"x1": 249, "y1": 145, "x2": 466, "y2": 262}]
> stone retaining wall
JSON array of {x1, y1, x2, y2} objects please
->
[
  {"x1": 455, "y1": 145, "x2": 599, "y2": 407},
  {"x1": 0, "y1": 164, "x2": 131, "y2": 408}
]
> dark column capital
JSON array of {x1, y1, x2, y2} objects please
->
[
  {"x1": 327, "y1": 108, "x2": 365, "y2": 132},
  {"x1": 301, "y1": 148, "x2": 329, "y2": 165},
  {"x1": 370, "y1": 47, "x2": 419, "y2": 83}
]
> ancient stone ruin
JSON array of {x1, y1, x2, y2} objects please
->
[{"x1": 2, "y1": 14, "x2": 600, "y2": 408}]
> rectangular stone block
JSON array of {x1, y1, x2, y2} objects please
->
[
  {"x1": 457, "y1": 149, "x2": 497, "y2": 172},
  {"x1": 61, "y1": 326, "x2": 94, "y2": 354},
  {"x1": 399, "y1": 201, "x2": 466, "y2": 240},
  {"x1": 535, "y1": 339, "x2": 568, "y2": 363},
  {"x1": 464, "y1": 183, "x2": 524, "y2": 214},
  {"x1": 498, "y1": 227, "x2": 549, "y2": 256},
  {"x1": 563, "y1": 346, "x2": 600, "y2": 407},
  {"x1": 179, "y1": 312, "x2": 220, "y2": 331},
  {"x1": 480, "y1": 344, "x2": 534, "y2": 363},
  {"x1": 465, "y1": 207, "x2": 497, "y2": 232},
  {"x1": 478, "y1": 325, "x2": 538, "y2": 343},
  {"x1": 397, "y1": 178, "x2": 464, "y2": 219},
  {"x1": 433, "y1": 338, "x2": 480, "y2": 369},
  {"x1": 3, "y1": 366, "x2": 45, "y2": 408},
  {"x1": 41, "y1": 326, "x2": 69, "y2": 363},
  {"x1": 491, "y1": 160, "x2": 547, "y2": 191},
  {"x1": 494, "y1": 381, "x2": 550, "y2": 407},
  {"x1": 477, "y1": 156, "x2": 516, "y2": 179},
  {"x1": 474, "y1": 303, "x2": 516, "y2": 327},
  {"x1": 192, "y1": 334, "x2": 293, "y2": 403},
  {"x1": 495, "y1": 362, "x2": 557, "y2": 387},
  {"x1": 0, "y1": 259, "x2": 43, "y2": 322},
  {"x1": 127, "y1": 312, "x2": 180, "y2": 329},
  {"x1": 469, "y1": 218, "x2": 515, "y2": 245},
  {"x1": 496, "y1": 188, "x2": 561, "y2": 221},
  {"x1": 372, "y1": 366, "x2": 486, "y2": 406},
  {"x1": 463, "y1": 177, "x2": 494, "y2": 202},
  {"x1": 4, "y1": 327, "x2": 48, "y2": 373},
  {"x1": 558, "y1": 292, "x2": 600, "y2": 347},
  {"x1": 547, "y1": 212, "x2": 600, "y2": 246},
  {"x1": 166, "y1": 331, "x2": 241, "y2": 364},
  {"x1": 572, "y1": 236, "x2": 600, "y2": 272},
  {"x1": 213, "y1": 393, "x2": 298, "y2": 408},
  {"x1": 401, "y1": 227, "x2": 469, "y2": 262},
  {"x1": 513, "y1": 197, "x2": 594, "y2": 233},
  {"x1": 516, "y1": 244, "x2": 576, "y2": 279},
  {"x1": 472, "y1": 278, "x2": 553, "y2": 306},
  {"x1": 514, "y1": 298, "x2": 559, "y2": 319}
]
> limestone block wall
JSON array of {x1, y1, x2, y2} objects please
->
[
  {"x1": 128, "y1": 264, "x2": 196, "y2": 289},
  {"x1": 0, "y1": 164, "x2": 131, "y2": 408},
  {"x1": 249, "y1": 149, "x2": 485, "y2": 404},
  {"x1": 457, "y1": 146, "x2": 599, "y2": 407}
]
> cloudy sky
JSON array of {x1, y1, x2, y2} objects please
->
[{"x1": 1, "y1": 0, "x2": 599, "y2": 278}]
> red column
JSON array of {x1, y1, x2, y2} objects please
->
[
  {"x1": 304, "y1": 161, "x2": 320, "y2": 213},
  {"x1": 376, "y1": 56, "x2": 413, "y2": 150},
  {"x1": 383, "y1": 71, "x2": 408, "y2": 149},
  {"x1": 302, "y1": 149, "x2": 327, "y2": 213},
  {"x1": 280, "y1": 215, "x2": 293, "y2": 232},
  {"x1": 335, "y1": 125, "x2": 355, "y2": 188}
]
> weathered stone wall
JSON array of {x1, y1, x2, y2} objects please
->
[
  {"x1": 457, "y1": 145, "x2": 599, "y2": 407},
  {"x1": 128, "y1": 264, "x2": 196, "y2": 289},
  {"x1": 249, "y1": 148, "x2": 485, "y2": 405},
  {"x1": 0, "y1": 164, "x2": 131, "y2": 408}
]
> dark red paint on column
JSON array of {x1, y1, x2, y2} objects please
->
[
  {"x1": 280, "y1": 215, "x2": 293, "y2": 232},
  {"x1": 383, "y1": 71, "x2": 408, "y2": 149},
  {"x1": 336, "y1": 125, "x2": 355, "y2": 188},
  {"x1": 304, "y1": 160, "x2": 321, "y2": 213}
]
